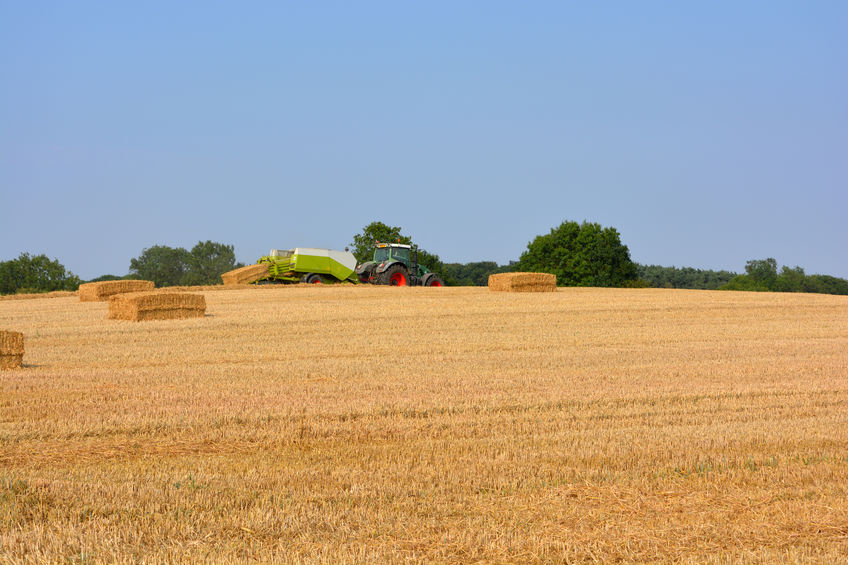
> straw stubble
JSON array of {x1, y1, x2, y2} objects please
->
[{"x1": 1, "y1": 286, "x2": 847, "y2": 563}]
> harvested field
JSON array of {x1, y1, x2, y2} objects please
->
[
  {"x1": 78, "y1": 279, "x2": 155, "y2": 302},
  {"x1": 0, "y1": 290, "x2": 77, "y2": 302},
  {"x1": 108, "y1": 291, "x2": 206, "y2": 321},
  {"x1": 0, "y1": 330, "x2": 23, "y2": 369},
  {"x1": 489, "y1": 271, "x2": 557, "y2": 292},
  {"x1": 1, "y1": 286, "x2": 847, "y2": 563},
  {"x1": 221, "y1": 263, "x2": 270, "y2": 285}
]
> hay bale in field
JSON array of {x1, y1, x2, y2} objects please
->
[
  {"x1": 488, "y1": 272, "x2": 557, "y2": 293},
  {"x1": 221, "y1": 263, "x2": 270, "y2": 285},
  {"x1": 79, "y1": 280, "x2": 155, "y2": 302},
  {"x1": 108, "y1": 292, "x2": 206, "y2": 322},
  {"x1": 0, "y1": 330, "x2": 24, "y2": 369}
]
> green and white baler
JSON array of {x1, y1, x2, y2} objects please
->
[{"x1": 257, "y1": 248, "x2": 358, "y2": 284}]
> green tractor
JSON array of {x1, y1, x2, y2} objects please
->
[{"x1": 356, "y1": 243, "x2": 444, "y2": 287}]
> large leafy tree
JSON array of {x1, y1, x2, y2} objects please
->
[
  {"x1": 350, "y1": 221, "x2": 411, "y2": 263},
  {"x1": 515, "y1": 221, "x2": 638, "y2": 287},
  {"x1": 0, "y1": 253, "x2": 81, "y2": 294},
  {"x1": 744, "y1": 258, "x2": 779, "y2": 289},
  {"x1": 129, "y1": 242, "x2": 243, "y2": 286},
  {"x1": 182, "y1": 241, "x2": 242, "y2": 285},
  {"x1": 129, "y1": 245, "x2": 191, "y2": 287},
  {"x1": 350, "y1": 221, "x2": 451, "y2": 282}
]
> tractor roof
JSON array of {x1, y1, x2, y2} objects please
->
[{"x1": 376, "y1": 243, "x2": 411, "y2": 249}]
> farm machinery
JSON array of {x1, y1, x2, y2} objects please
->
[
  {"x1": 236, "y1": 243, "x2": 443, "y2": 286},
  {"x1": 355, "y1": 243, "x2": 444, "y2": 286},
  {"x1": 257, "y1": 248, "x2": 359, "y2": 284}
]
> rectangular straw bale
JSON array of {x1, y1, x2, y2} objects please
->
[
  {"x1": 221, "y1": 263, "x2": 269, "y2": 285},
  {"x1": 108, "y1": 292, "x2": 206, "y2": 322},
  {"x1": 0, "y1": 330, "x2": 24, "y2": 369},
  {"x1": 79, "y1": 280, "x2": 155, "y2": 302},
  {"x1": 488, "y1": 272, "x2": 557, "y2": 292}
]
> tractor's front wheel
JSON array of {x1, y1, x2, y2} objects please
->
[
  {"x1": 380, "y1": 264, "x2": 408, "y2": 286},
  {"x1": 422, "y1": 273, "x2": 444, "y2": 287}
]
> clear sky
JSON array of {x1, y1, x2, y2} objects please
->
[{"x1": 2, "y1": 1, "x2": 847, "y2": 280}]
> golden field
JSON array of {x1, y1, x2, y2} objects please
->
[{"x1": 1, "y1": 285, "x2": 847, "y2": 564}]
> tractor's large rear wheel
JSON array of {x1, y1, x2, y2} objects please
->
[{"x1": 380, "y1": 264, "x2": 408, "y2": 286}]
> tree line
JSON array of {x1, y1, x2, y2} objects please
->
[{"x1": 2, "y1": 221, "x2": 847, "y2": 295}]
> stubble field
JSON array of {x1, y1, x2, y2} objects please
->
[{"x1": 1, "y1": 285, "x2": 847, "y2": 564}]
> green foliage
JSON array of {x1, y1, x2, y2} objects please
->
[
  {"x1": 129, "y1": 245, "x2": 191, "y2": 287},
  {"x1": 718, "y1": 258, "x2": 848, "y2": 295},
  {"x1": 719, "y1": 275, "x2": 771, "y2": 292},
  {"x1": 774, "y1": 265, "x2": 806, "y2": 293},
  {"x1": 182, "y1": 241, "x2": 243, "y2": 286},
  {"x1": 515, "y1": 221, "x2": 638, "y2": 287},
  {"x1": 442, "y1": 261, "x2": 513, "y2": 286},
  {"x1": 87, "y1": 274, "x2": 125, "y2": 283},
  {"x1": 806, "y1": 274, "x2": 848, "y2": 295},
  {"x1": 0, "y1": 253, "x2": 81, "y2": 294},
  {"x1": 350, "y1": 222, "x2": 452, "y2": 283},
  {"x1": 636, "y1": 264, "x2": 737, "y2": 290},
  {"x1": 350, "y1": 222, "x2": 411, "y2": 264},
  {"x1": 129, "y1": 241, "x2": 242, "y2": 287},
  {"x1": 744, "y1": 258, "x2": 778, "y2": 288}
]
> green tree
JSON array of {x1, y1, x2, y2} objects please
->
[
  {"x1": 745, "y1": 258, "x2": 778, "y2": 289},
  {"x1": 0, "y1": 253, "x2": 81, "y2": 294},
  {"x1": 182, "y1": 241, "x2": 242, "y2": 286},
  {"x1": 635, "y1": 264, "x2": 737, "y2": 290},
  {"x1": 442, "y1": 261, "x2": 513, "y2": 286},
  {"x1": 350, "y1": 222, "x2": 452, "y2": 283},
  {"x1": 129, "y1": 245, "x2": 191, "y2": 287},
  {"x1": 350, "y1": 222, "x2": 411, "y2": 263},
  {"x1": 806, "y1": 274, "x2": 848, "y2": 295},
  {"x1": 775, "y1": 265, "x2": 806, "y2": 292},
  {"x1": 515, "y1": 221, "x2": 638, "y2": 287}
]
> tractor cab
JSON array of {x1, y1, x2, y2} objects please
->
[{"x1": 373, "y1": 243, "x2": 411, "y2": 266}]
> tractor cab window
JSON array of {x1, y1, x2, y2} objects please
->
[
  {"x1": 391, "y1": 247, "x2": 410, "y2": 262},
  {"x1": 373, "y1": 248, "x2": 390, "y2": 262}
]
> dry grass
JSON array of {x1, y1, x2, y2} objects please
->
[
  {"x1": 78, "y1": 280, "x2": 155, "y2": 302},
  {"x1": 0, "y1": 290, "x2": 77, "y2": 302},
  {"x1": 1, "y1": 286, "x2": 847, "y2": 563},
  {"x1": 488, "y1": 272, "x2": 557, "y2": 292},
  {"x1": 107, "y1": 291, "x2": 206, "y2": 322},
  {"x1": 221, "y1": 263, "x2": 270, "y2": 285}
]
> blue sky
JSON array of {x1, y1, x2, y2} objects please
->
[{"x1": 2, "y1": 2, "x2": 846, "y2": 280}]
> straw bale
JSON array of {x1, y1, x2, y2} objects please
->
[
  {"x1": 108, "y1": 292, "x2": 206, "y2": 322},
  {"x1": 221, "y1": 263, "x2": 269, "y2": 285},
  {"x1": 79, "y1": 280, "x2": 155, "y2": 302},
  {"x1": 0, "y1": 330, "x2": 24, "y2": 369},
  {"x1": 488, "y1": 272, "x2": 557, "y2": 293}
]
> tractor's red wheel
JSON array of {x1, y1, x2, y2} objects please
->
[
  {"x1": 303, "y1": 273, "x2": 323, "y2": 284},
  {"x1": 381, "y1": 264, "x2": 408, "y2": 286},
  {"x1": 422, "y1": 274, "x2": 444, "y2": 287}
]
